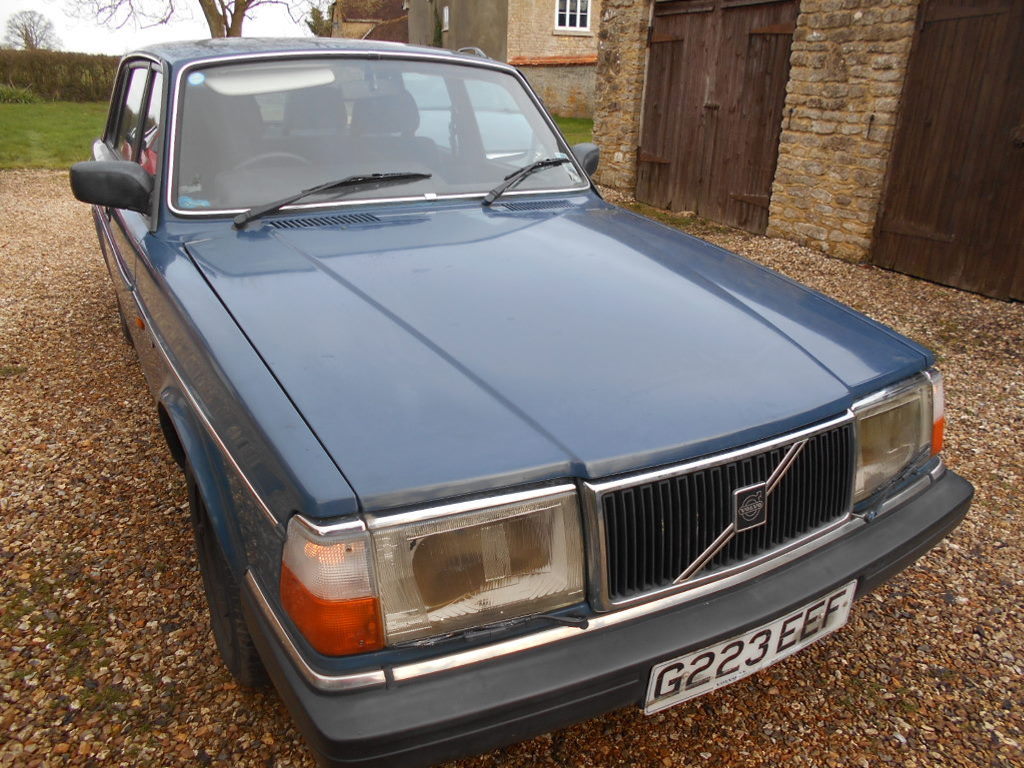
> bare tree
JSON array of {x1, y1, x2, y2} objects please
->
[
  {"x1": 71, "y1": 0, "x2": 308, "y2": 39},
  {"x1": 3, "y1": 10, "x2": 62, "y2": 50}
]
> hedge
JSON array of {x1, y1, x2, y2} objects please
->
[{"x1": 0, "y1": 49, "x2": 120, "y2": 102}]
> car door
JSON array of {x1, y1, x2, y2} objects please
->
[{"x1": 96, "y1": 62, "x2": 164, "y2": 372}]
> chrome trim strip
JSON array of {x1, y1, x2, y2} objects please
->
[
  {"x1": 880, "y1": 475, "x2": 931, "y2": 516},
  {"x1": 585, "y1": 411, "x2": 854, "y2": 495},
  {"x1": 929, "y1": 457, "x2": 946, "y2": 482},
  {"x1": 391, "y1": 624, "x2": 581, "y2": 682},
  {"x1": 165, "y1": 50, "x2": 590, "y2": 219},
  {"x1": 133, "y1": 290, "x2": 280, "y2": 529},
  {"x1": 923, "y1": 368, "x2": 943, "y2": 389},
  {"x1": 673, "y1": 524, "x2": 735, "y2": 584},
  {"x1": 616, "y1": 513, "x2": 856, "y2": 609},
  {"x1": 850, "y1": 372, "x2": 929, "y2": 415},
  {"x1": 245, "y1": 571, "x2": 387, "y2": 692},
  {"x1": 579, "y1": 474, "x2": 610, "y2": 613},
  {"x1": 366, "y1": 484, "x2": 577, "y2": 529},
  {"x1": 390, "y1": 516, "x2": 865, "y2": 683},
  {"x1": 169, "y1": 187, "x2": 590, "y2": 220},
  {"x1": 766, "y1": 439, "x2": 807, "y2": 494},
  {"x1": 296, "y1": 515, "x2": 368, "y2": 537}
]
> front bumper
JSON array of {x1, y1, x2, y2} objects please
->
[{"x1": 242, "y1": 469, "x2": 972, "y2": 768}]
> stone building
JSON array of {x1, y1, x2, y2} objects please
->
[
  {"x1": 593, "y1": 0, "x2": 1024, "y2": 300},
  {"x1": 408, "y1": 0, "x2": 602, "y2": 117}
]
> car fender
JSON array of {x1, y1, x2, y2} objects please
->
[{"x1": 158, "y1": 387, "x2": 248, "y2": 574}]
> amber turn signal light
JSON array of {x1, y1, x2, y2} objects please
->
[
  {"x1": 931, "y1": 416, "x2": 945, "y2": 456},
  {"x1": 280, "y1": 564, "x2": 383, "y2": 655}
]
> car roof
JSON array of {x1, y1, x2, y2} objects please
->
[{"x1": 131, "y1": 37, "x2": 499, "y2": 69}]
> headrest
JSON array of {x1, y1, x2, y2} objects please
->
[
  {"x1": 350, "y1": 90, "x2": 420, "y2": 138},
  {"x1": 284, "y1": 85, "x2": 347, "y2": 136},
  {"x1": 184, "y1": 87, "x2": 262, "y2": 137}
]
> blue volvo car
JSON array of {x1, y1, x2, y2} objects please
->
[{"x1": 70, "y1": 38, "x2": 972, "y2": 768}]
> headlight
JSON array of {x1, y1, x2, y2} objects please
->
[
  {"x1": 281, "y1": 487, "x2": 586, "y2": 653},
  {"x1": 853, "y1": 370, "x2": 944, "y2": 503},
  {"x1": 370, "y1": 486, "x2": 585, "y2": 645}
]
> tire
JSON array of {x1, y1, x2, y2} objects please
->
[{"x1": 188, "y1": 472, "x2": 269, "y2": 688}]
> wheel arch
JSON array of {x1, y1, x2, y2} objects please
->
[{"x1": 158, "y1": 387, "x2": 248, "y2": 574}]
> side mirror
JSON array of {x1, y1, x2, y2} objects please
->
[
  {"x1": 571, "y1": 142, "x2": 600, "y2": 176},
  {"x1": 70, "y1": 160, "x2": 153, "y2": 215}
]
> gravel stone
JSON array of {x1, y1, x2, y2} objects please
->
[{"x1": 1, "y1": 171, "x2": 1021, "y2": 767}]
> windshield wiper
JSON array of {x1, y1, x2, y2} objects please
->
[
  {"x1": 481, "y1": 157, "x2": 571, "y2": 206},
  {"x1": 233, "y1": 171, "x2": 432, "y2": 229}
]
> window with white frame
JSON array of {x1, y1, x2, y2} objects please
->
[{"x1": 556, "y1": 0, "x2": 590, "y2": 31}]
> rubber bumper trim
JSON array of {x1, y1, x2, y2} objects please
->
[{"x1": 241, "y1": 469, "x2": 972, "y2": 768}]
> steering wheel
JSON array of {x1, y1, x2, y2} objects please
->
[{"x1": 234, "y1": 152, "x2": 311, "y2": 172}]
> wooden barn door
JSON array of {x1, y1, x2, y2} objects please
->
[
  {"x1": 872, "y1": 0, "x2": 1024, "y2": 300},
  {"x1": 636, "y1": 0, "x2": 797, "y2": 233}
]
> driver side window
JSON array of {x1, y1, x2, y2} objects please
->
[
  {"x1": 113, "y1": 68, "x2": 149, "y2": 162},
  {"x1": 464, "y1": 79, "x2": 534, "y2": 161},
  {"x1": 139, "y1": 72, "x2": 164, "y2": 175}
]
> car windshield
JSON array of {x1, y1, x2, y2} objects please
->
[{"x1": 173, "y1": 56, "x2": 586, "y2": 212}]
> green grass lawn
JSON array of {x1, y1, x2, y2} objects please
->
[
  {"x1": 0, "y1": 102, "x2": 594, "y2": 170},
  {"x1": 0, "y1": 102, "x2": 107, "y2": 169},
  {"x1": 554, "y1": 116, "x2": 594, "y2": 146}
]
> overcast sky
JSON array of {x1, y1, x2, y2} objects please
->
[{"x1": 3, "y1": 0, "x2": 310, "y2": 55}]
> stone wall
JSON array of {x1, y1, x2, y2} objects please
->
[
  {"x1": 507, "y1": 0, "x2": 601, "y2": 117},
  {"x1": 519, "y1": 63, "x2": 596, "y2": 118},
  {"x1": 507, "y1": 0, "x2": 602, "y2": 60},
  {"x1": 337, "y1": 21, "x2": 375, "y2": 39},
  {"x1": 767, "y1": 0, "x2": 920, "y2": 260},
  {"x1": 592, "y1": 0, "x2": 651, "y2": 191}
]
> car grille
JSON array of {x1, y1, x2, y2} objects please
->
[{"x1": 599, "y1": 422, "x2": 854, "y2": 603}]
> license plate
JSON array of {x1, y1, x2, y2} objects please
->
[{"x1": 644, "y1": 580, "x2": 857, "y2": 714}]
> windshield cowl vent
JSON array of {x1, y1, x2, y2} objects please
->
[
  {"x1": 269, "y1": 213, "x2": 382, "y2": 229},
  {"x1": 498, "y1": 200, "x2": 574, "y2": 211}
]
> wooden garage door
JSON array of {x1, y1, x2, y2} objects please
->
[
  {"x1": 636, "y1": 0, "x2": 797, "y2": 233},
  {"x1": 872, "y1": 0, "x2": 1024, "y2": 300}
]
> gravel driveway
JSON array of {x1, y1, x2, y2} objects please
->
[{"x1": 1, "y1": 170, "x2": 1021, "y2": 768}]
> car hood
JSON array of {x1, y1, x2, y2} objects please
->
[{"x1": 184, "y1": 197, "x2": 928, "y2": 512}]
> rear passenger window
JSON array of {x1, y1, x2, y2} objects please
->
[{"x1": 114, "y1": 68, "x2": 149, "y2": 161}]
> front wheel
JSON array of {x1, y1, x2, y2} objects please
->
[{"x1": 188, "y1": 472, "x2": 268, "y2": 688}]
